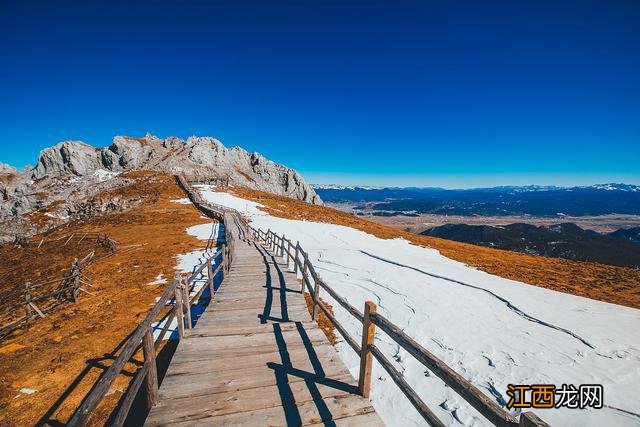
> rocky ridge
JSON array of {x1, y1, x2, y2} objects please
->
[{"x1": 1, "y1": 134, "x2": 321, "y2": 241}]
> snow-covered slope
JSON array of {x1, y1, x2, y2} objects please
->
[{"x1": 197, "y1": 185, "x2": 640, "y2": 427}]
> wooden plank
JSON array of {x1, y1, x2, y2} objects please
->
[
  {"x1": 166, "y1": 343, "x2": 341, "y2": 376},
  {"x1": 152, "y1": 394, "x2": 377, "y2": 427},
  {"x1": 147, "y1": 373, "x2": 357, "y2": 424},
  {"x1": 176, "y1": 327, "x2": 328, "y2": 352},
  {"x1": 187, "y1": 321, "x2": 316, "y2": 337},
  {"x1": 206, "y1": 299, "x2": 307, "y2": 311},
  {"x1": 308, "y1": 412, "x2": 385, "y2": 426},
  {"x1": 157, "y1": 364, "x2": 352, "y2": 402}
]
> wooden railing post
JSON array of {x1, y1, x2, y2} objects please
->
[
  {"x1": 294, "y1": 241, "x2": 300, "y2": 275},
  {"x1": 302, "y1": 251, "x2": 309, "y2": 293},
  {"x1": 286, "y1": 239, "x2": 291, "y2": 266},
  {"x1": 182, "y1": 277, "x2": 192, "y2": 329},
  {"x1": 223, "y1": 243, "x2": 228, "y2": 273},
  {"x1": 312, "y1": 277, "x2": 321, "y2": 320},
  {"x1": 24, "y1": 282, "x2": 32, "y2": 319},
  {"x1": 359, "y1": 301, "x2": 377, "y2": 397},
  {"x1": 142, "y1": 327, "x2": 159, "y2": 407},
  {"x1": 71, "y1": 260, "x2": 80, "y2": 303},
  {"x1": 174, "y1": 275, "x2": 185, "y2": 339},
  {"x1": 206, "y1": 258, "x2": 214, "y2": 297}
]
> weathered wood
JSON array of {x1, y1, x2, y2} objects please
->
[
  {"x1": 519, "y1": 412, "x2": 551, "y2": 427},
  {"x1": 312, "y1": 277, "x2": 321, "y2": 320},
  {"x1": 167, "y1": 342, "x2": 338, "y2": 375},
  {"x1": 358, "y1": 301, "x2": 376, "y2": 398},
  {"x1": 110, "y1": 363, "x2": 150, "y2": 427},
  {"x1": 24, "y1": 282, "x2": 32, "y2": 319},
  {"x1": 143, "y1": 328, "x2": 159, "y2": 407},
  {"x1": 294, "y1": 241, "x2": 300, "y2": 275},
  {"x1": 29, "y1": 302, "x2": 45, "y2": 318},
  {"x1": 180, "y1": 278, "x2": 192, "y2": 330},
  {"x1": 149, "y1": 373, "x2": 357, "y2": 423},
  {"x1": 148, "y1": 394, "x2": 377, "y2": 426},
  {"x1": 174, "y1": 286, "x2": 185, "y2": 340},
  {"x1": 67, "y1": 271, "x2": 184, "y2": 426},
  {"x1": 206, "y1": 258, "x2": 214, "y2": 296}
]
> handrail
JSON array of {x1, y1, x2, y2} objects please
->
[
  {"x1": 245, "y1": 224, "x2": 549, "y2": 427},
  {"x1": 67, "y1": 177, "x2": 241, "y2": 427}
]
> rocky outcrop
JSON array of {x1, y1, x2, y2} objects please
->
[
  {"x1": 32, "y1": 141, "x2": 103, "y2": 179},
  {"x1": 29, "y1": 134, "x2": 321, "y2": 204},
  {"x1": 0, "y1": 133, "x2": 321, "y2": 242},
  {"x1": 0, "y1": 163, "x2": 17, "y2": 175}
]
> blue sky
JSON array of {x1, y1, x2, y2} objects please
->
[{"x1": 1, "y1": 0, "x2": 639, "y2": 187}]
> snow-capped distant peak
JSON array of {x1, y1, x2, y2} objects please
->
[
  {"x1": 312, "y1": 184, "x2": 383, "y2": 190},
  {"x1": 586, "y1": 183, "x2": 640, "y2": 192}
]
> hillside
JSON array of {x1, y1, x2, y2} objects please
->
[
  {"x1": 609, "y1": 226, "x2": 640, "y2": 244},
  {"x1": 0, "y1": 172, "x2": 216, "y2": 425},
  {"x1": 421, "y1": 222, "x2": 640, "y2": 268}
]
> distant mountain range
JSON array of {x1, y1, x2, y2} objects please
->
[
  {"x1": 314, "y1": 183, "x2": 640, "y2": 216},
  {"x1": 422, "y1": 223, "x2": 640, "y2": 268}
]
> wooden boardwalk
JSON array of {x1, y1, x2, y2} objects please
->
[{"x1": 145, "y1": 224, "x2": 384, "y2": 425}]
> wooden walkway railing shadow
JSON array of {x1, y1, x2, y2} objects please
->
[{"x1": 248, "y1": 225, "x2": 551, "y2": 427}]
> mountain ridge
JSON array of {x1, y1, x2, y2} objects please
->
[
  {"x1": 421, "y1": 222, "x2": 640, "y2": 268},
  {"x1": 0, "y1": 134, "x2": 321, "y2": 242}
]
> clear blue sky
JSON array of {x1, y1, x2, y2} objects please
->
[{"x1": 1, "y1": 0, "x2": 639, "y2": 187}]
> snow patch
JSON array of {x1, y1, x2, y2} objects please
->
[
  {"x1": 147, "y1": 274, "x2": 167, "y2": 285},
  {"x1": 199, "y1": 187, "x2": 640, "y2": 427},
  {"x1": 93, "y1": 169, "x2": 120, "y2": 181},
  {"x1": 171, "y1": 198, "x2": 192, "y2": 205},
  {"x1": 44, "y1": 211, "x2": 69, "y2": 220}
]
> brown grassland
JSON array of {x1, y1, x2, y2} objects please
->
[
  {"x1": 0, "y1": 172, "x2": 211, "y2": 426},
  {"x1": 0, "y1": 177, "x2": 638, "y2": 426},
  {"x1": 231, "y1": 186, "x2": 640, "y2": 309}
]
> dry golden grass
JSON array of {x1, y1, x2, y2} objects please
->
[
  {"x1": 303, "y1": 291, "x2": 337, "y2": 345},
  {"x1": 0, "y1": 172, "x2": 212, "y2": 426},
  {"x1": 231, "y1": 186, "x2": 640, "y2": 310}
]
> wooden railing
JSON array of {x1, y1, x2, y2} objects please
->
[
  {"x1": 245, "y1": 226, "x2": 550, "y2": 427},
  {"x1": 0, "y1": 249, "x2": 100, "y2": 338},
  {"x1": 181, "y1": 173, "x2": 229, "y2": 187},
  {"x1": 67, "y1": 243, "x2": 230, "y2": 427},
  {"x1": 67, "y1": 178, "x2": 240, "y2": 426}
]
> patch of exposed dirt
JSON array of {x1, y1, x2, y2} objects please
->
[
  {"x1": 0, "y1": 172, "x2": 212, "y2": 426},
  {"x1": 230, "y1": 186, "x2": 640, "y2": 309},
  {"x1": 303, "y1": 290, "x2": 337, "y2": 345},
  {"x1": 234, "y1": 165, "x2": 255, "y2": 183}
]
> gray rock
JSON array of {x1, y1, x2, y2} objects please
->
[
  {"x1": 0, "y1": 134, "x2": 321, "y2": 242},
  {"x1": 29, "y1": 134, "x2": 321, "y2": 204},
  {"x1": 32, "y1": 141, "x2": 102, "y2": 179},
  {"x1": 0, "y1": 163, "x2": 17, "y2": 175}
]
